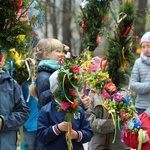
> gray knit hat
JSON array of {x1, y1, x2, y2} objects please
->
[{"x1": 141, "y1": 32, "x2": 150, "y2": 44}]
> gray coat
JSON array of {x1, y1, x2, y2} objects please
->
[
  {"x1": 86, "y1": 93, "x2": 128, "y2": 150},
  {"x1": 130, "y1": 58, "x2": 150, "y2": 109},
  {"x1": 0, "y1": 72, "x2": 30, "y2": 150}
]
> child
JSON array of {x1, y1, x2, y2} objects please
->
[
  {"x1": 130, "y1": 31, "x2": 150, "y2": 115},
  {"x1": 29, "y1": 38, "x2": 91, "y2": 110},
  {"x1": 22, "y1": 82, "x2": 42, "y2": 150},
  {"x1": 36, "y1": 70, "x2": 93, "y2": 150},
  {"x1": 0, "y1": 53, "x2": 30, "y2": 150},
  {"x1": 123, "y1": 107, "x2": 150, "y2": 150},
  {"x1": 85, "y1": 56, "x2": 129, "y2": 150}
]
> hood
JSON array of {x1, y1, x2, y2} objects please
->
[{"x1": 0, "y1": 72, "x2": 12, "y2": 81}]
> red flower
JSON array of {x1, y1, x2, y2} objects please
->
[
  {"x1": 72, "y1": 66, "x2": 80, "y2": 73},
  {"x1": 70, "y1": 90, "x2": 76, "y2": 96},
  {"x1": 105, "y1": 82, "x2": 116, "y2": 92}
]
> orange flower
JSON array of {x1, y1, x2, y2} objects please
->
[{"x1": 71, "y1": 99, "x2": 78, "y2": 109}]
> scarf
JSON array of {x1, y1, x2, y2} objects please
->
[
  {"x1": 39, "y1": 60, "x2": 60, "y2": 70},
  {"x1": 140, "y1": 52, "x2": 150, "y2": 65}
]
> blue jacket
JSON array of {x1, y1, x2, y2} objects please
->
[
  {"x1": 36, "y1": 100, "x2": 93, "y2": 150},
  {"x1": 22, "y1": 82, "x2": 38, "y2": 132},
  {"x1": 36, "y1": 66, "x2": 55, "y2": 110},
  {"x1": 0, "y1": 72, "x2": 30, "y2": 150}
]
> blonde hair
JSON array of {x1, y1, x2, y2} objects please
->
[{"x1": 29, "y1": 38, "x2": 63, "y2": 99}]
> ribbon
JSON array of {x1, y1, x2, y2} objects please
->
[
  {"x1": 30, "y1": 0, "x2": 43, "y2": 35},
  {"x1": 123, "y1": 26, "x2": 136, "y2": 45},
  {"x1": 126, "y1": 0, "x2": 131, "y2": 3},
  {"x1": 21, "y1": 58, "x2": 36, "y2": 81},
  {"x1": 7, "y1": 61, "x2": 14, "y2": 77},
  {"x1": 16, "y1": 0, "x2": 23, "y2": 14},
  {"x1": 121, "y1": 47, "x2": 127, "y2": 71},
  {"x1": 117, "y1": 12, "x2": 127, "y2": 24},
  {"x1": 138, "y1": 129, "x2": 146, "y2": 150}
]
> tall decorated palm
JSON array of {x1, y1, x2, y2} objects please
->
[
  {"x1": 0, "y1": 0, "x2": 43, "y2": 85},
  {"x1": 78, "y1": 0, "x2": 113, "y2": 56},
  {"x1": 106, "y1": 0, "x2": 137, "y2": 88}
]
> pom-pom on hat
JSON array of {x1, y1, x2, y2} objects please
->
[
  {"x1": 141, "y1": 32, "x2": 150, "y2": 44},
  {"x1": 49, "y1": 70, "x2": 59, "y2": 93}
]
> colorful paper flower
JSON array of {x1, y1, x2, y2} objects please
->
[
  {"x1": 61, "y1": 102, "x2": 70, "y2": 111},
  {"x1": 70, "y1": 90, "x2": 76, "y2": 96},
  {"x1": 113, "y1": 93, "x2": 123, "y2": 102},
  {"x1": 71, "y1": 99, "x2": 78, "y2": 109},
  {"x1": 72, "y1": 65, "x2": 80, "y2": 73},
  {"x1": 102, "y1": 89, "x2": 111, "y2": 99},
  {"x1": 105, "y1": 82, "x2": 116, "y2": 92}
]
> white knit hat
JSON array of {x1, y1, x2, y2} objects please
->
[
  {"x1": 49, "y1": 70, "x2": 59, "y2": 93},
  {"x1": 141, "y1": 32, "x2": 150, "y2": 44}
]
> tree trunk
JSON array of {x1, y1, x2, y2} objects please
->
[
  {"x1": 134, "y1": 0, "x2": 148, "y2": 38},
  {"x1": 62, "y1": 0, "x2": 72, "y2": 50}
]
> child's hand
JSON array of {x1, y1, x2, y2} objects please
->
[
  {"x1": 66, "y1": 129, "x2": 78, "y2": 140},
  {"x1": 80, "y1": 94, "x2": 91, "y2": 109},
  {"x1": 58, "y1": 121, "x2": 68, "y2": 132},
  {"x1": 142, "y1": 131, "x2": 149, "y2": 143}
]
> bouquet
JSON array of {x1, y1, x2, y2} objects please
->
[
  {"x1": 54, "y1": 51, "x2": 86, "y2": 150},
  {"x1": 83, "y1": 57, "x2": 141, "y2": 142}
]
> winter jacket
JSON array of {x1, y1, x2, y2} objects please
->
[
  {"x1": 36, "y1": 100, "x2": 93, "y2": 150},
  {"x1": 0, "y1": 72, "x2": 30, "y2": 150},
  {"x1": 86, "y1": 92, "x2": 128, "y2": 150},
  {"x1": 130, "y1": 58, "x2": 150, "y2": 109},
  {"x1": 36, "y1": 66, "x2": 56, "y2": 109},
  {"x1": 22, "y1": 82, "x2": 38, "y2": 132},
  {"x1": 123, "y1": 107, "x2": 150, "y2": 150}
]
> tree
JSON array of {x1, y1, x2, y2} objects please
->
[{"x1": 134, "y1": 0, "x2": 148, "y2": 38}]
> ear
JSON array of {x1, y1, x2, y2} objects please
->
[{"x1": 43, "y1": 51, "x2": 50, "y2": 59}]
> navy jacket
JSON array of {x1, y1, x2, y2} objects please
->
[
  {"x1": 0, "y1": 72, "x2": 30, "y2": 150},
  {"x1": 36, "y1": 66, "x2": 56, "y2": 109},
  {"x1": 36, "y1": 100, "x2": 93, "y2": 150}
]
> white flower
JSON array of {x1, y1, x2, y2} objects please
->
[{"x1": 65, "y1": 52, "x2": 71, "y2": 58}]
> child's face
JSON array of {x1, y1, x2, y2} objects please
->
[
  {"x1": 141, "y1": 42, "x2": 150, "y2": 57},
  {"x1": 46, "y1": 49, "x2": 61, "y2": 61}
]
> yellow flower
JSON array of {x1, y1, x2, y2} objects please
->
[{"x1": 73, "y1": 74, "x2": 78, "y2": 79}]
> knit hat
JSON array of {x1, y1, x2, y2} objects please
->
[
  {"x1": 49, "y1": 70, "x2": 59, "y2": 93},
  {"x1": 141, "y1": 32, "x2": 150, "y2": 44}
]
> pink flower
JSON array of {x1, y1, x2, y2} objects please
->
[
  {"x1": 105, "y1": 82, "x2": 116, "y2": 92},
  {"x1": 72, "y1": 66, "x2": 80, "y2": 73},
  {"x1": 101, "y1": 89, "x2": 110, "y2": 99},
  {"x1": 61, "y1": 102, "x2": 70, "y2": 111},
  {"x1": 113, "y1": 93, "x2": 122, "y2": 102},
  {"x1": 70, "y1": 90, "x2": 76, "y2": 96},
  {"x1": 120, "y1": 111, "x2": 129, "y2": 120}
]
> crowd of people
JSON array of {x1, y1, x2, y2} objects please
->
[{"x1": 1, "y1": 31, "x2": 150, "y2": 150}]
